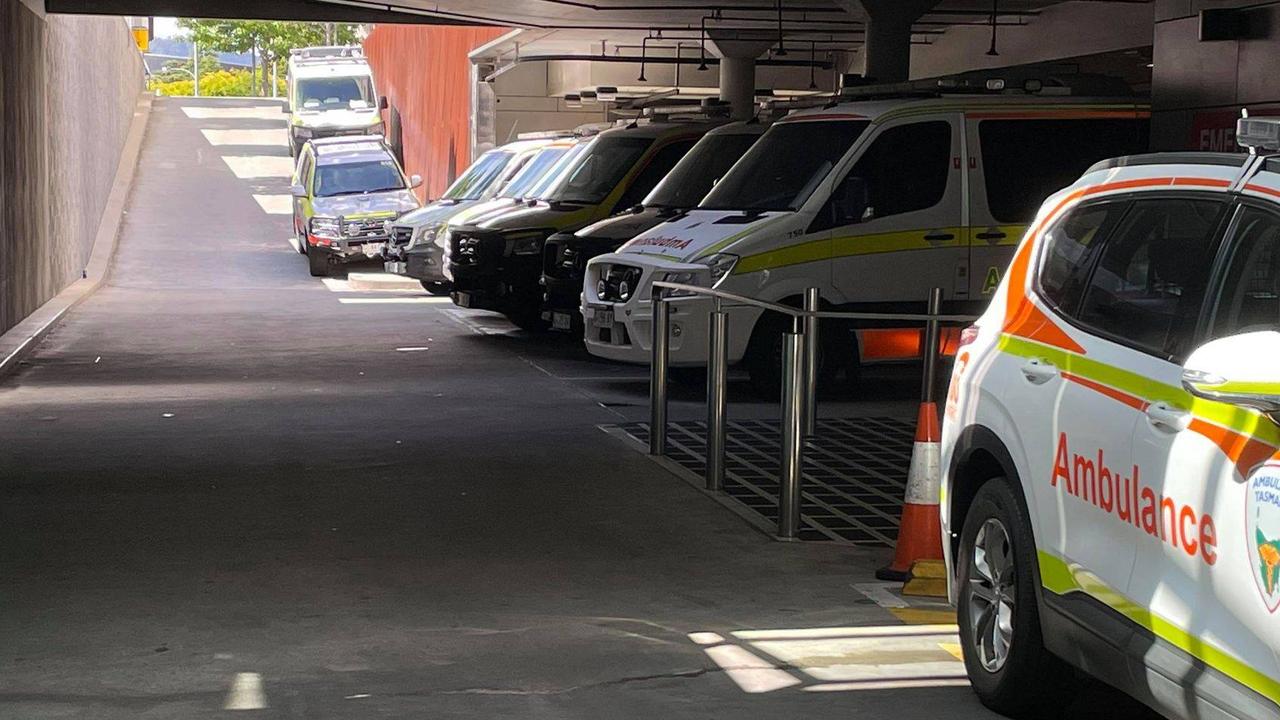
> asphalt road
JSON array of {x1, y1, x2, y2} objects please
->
[{"x1": 0, "y1": 98, "x2": 1156, "y2": 720}]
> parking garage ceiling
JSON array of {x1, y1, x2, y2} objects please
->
[{"x1": 48, "y1": 0, "x2": 1153, "y2": 60}]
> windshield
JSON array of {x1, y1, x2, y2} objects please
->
[
  {"x1": 531, "y1": 142, "x2": 590, "y2": 199},
  {"x1": 700, "y1": 120, "x2": 869, "y2": 212},
  {"x1": 314, "y1": 160, "x2": 404, "y2": 197},
  {"x1": 546, "y1": 136, "x2": 652, "y2": 205},
  {"x1": 644, "y1": 132, "x2": 761, "y2": 209},
  {"x1": 442, "y1": 151, "x2": 512, "y2": 201},
  {"x1": 296, "y1": 75, "x2": 375, "y2": 111},
  {"x1": 498, "y1": 146, "x2": 570, "y2": 199}
]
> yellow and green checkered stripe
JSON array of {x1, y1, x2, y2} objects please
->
[{"x1": 1038, "y1": 551, "x2": 1280, "y2": 705}]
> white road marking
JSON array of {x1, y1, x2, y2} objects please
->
[
  {"x1": 224, "y1": 672, "x2": 267, "y2": 710},
  {"x1": 687, "y1": 631, "x2": 725, "y2": 645},
  {"x1": 852, "y1": 582, "x2": 910, "y2": 609},
  {"x1": 338, "y1": 297, "x2": 452, "y2": 304},
  {"x1": 181, "y1": 105, "x2": 284, "y2": 120},
  {"x1": 732, "y1": 624, "x2": 956, "y2": 640},
  {"x1": 221, "y1": 155, "x2": 294, "y2": 179},
  {"x1": 201, "y1": 128, "x2": 288, "y2": 147},
  {"x1": 395, "y1": 347, "x2": 430, "y2": 352},
  {"x1": 749, "y1": 626, "x2": 965, "y2": 684},
  {"x1": 321, "y1": 276, "x2": 421, "y2": 293},
  {"x1": 703, "y1": 644, "x2": 803, "y2": 693},
  {"x1": 253, "y1": 194, "x2": 293, "y2": 215},
  {"x1": 804, "y1": 678, "x2": 970, "y2": 692}
]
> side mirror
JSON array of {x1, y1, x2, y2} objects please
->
[
  {"x1": 409, "y1": 174, "x2": 423, "y2": 189},
  {"x1": 835, "y1": 177, "x2": 871, "y2": 225},
  {"x1": 380, "y1": 96, "x2": 389, "y2": 110},
  {"x1": 1183, "y1": 331, "x2": 1280, "y2": 413},
  {"x1": 290, "y1": 183, "x2": 307, "y2": 198}
]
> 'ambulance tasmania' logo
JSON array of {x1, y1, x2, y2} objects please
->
[{"x1": 1247, "y1": 462, "x2": 1280, "y2": 613}]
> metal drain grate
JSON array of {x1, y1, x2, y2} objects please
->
[{"x1": 611, "y1": 418, "x2": 916, "y2": 545}]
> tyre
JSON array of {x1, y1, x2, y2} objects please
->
[
  {"x1": 419, "y1": 280, "x2": 451, "y2": 296},
  {"x1": 743, "y1": 310, "x2": 857, "y2": 399},
  {"x1": 308, "y1": 251, "x2": 331, "y2": 277},
  {"x1": 957, "y1": 478, "x2": 1074, "y2": 717}
]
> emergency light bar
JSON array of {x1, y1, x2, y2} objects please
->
[{"x1": 1237, "y1": 115, "x2": 1280, "y2": 153}]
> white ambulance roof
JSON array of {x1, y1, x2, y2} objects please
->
[
  {"x1": 781, "y1": 94, "x2": 1148, "y2": 125},
  {"x1": 292, "y1": 60, "x2": 372, "y2": 80}
]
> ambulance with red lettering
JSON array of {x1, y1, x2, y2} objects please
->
[{"x1": 942, "y1": 116, "x2": 1280, "y2": 720}]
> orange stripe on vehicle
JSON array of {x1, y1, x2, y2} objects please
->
[
  {"x1": 1171, "y1": 177, "x2": 1233, "y2": 188},
  {"x1": 1245, "y1": 183, "x2": 1280, "y2": 199},
  {"x1": 1062, "y1": 372, "x2": 1148, "y2": 412},
  {"x1": 1189, "y1": 419, "x2": 1278, "y2": 479},
  {"x1": 860, "y1": 328, "x2": 961, "y2": 361}
]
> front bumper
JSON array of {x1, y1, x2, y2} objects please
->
[
  {"x1": 445, "y1": 230, "x2": 544, "y2": 312},
  {"x1": 309, "y1": 234, "x2": 390, "y2": 260},
  {"x1": 580, "y1": 254, "x2": 757, "y2": 366},
  {"x1": 540, "y1": 233, "x2": 625, "y2": 316}
]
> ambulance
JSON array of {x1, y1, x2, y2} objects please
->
[
  {"x1": 382, "y1": 138, "x2": 557, "y2": 294},
  {"x1": 285, "y1": 46, "x2": 384, "y2": 157},
  {"x1": 582, "y1": 85, "x2": 1149, "y2": 395},
  {"x1": 941, "y1": 116, "x2": 1280, "y2": 720}
]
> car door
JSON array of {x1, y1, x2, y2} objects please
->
[
  {"x1": 1128, "y1": 201, "x2": 1280, "y2": 706},
  {"x1": 828, "y1": 114, "x2": 966, "y2": 307},
  {"x1": 998, "y1": 197, "x2": 1149, "y2": 603},
  {"x1": 293, "y1": 148, "x2": 314, "y2": 236}
]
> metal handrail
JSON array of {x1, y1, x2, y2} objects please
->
[
  {"x1": 650, "y1": 281, "x2": 980, "y2": 324},
  {"x1": 647, "y1": 282, "x2": 974, "y2": 541}
]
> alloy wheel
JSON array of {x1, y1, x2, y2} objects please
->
[{"x1": 967, "y1": 517, "x2": 1016, "y2": 673}]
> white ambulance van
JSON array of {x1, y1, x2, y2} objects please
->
[
  {"x1": 285, "y1": 46, "x2": 384, "y2": 157},
  {"x1": 582, "y1": 87, "x2": 1148, "y2": 395},
  {"x1": 941, "y1": 116, "x2": 1280, "y2": 720}
]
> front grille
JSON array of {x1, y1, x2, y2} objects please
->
[
  {"x1": 390, "y1": 225, "x2": 414, "y2": 247},
  {"x1": 342, "y1": 218, "x2": 390, "y2": 240},
  {"x1": 596, "y1": 263, "x2": 643, "y2": 302}
]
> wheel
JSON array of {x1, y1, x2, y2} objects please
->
[
  {"x1": 743, "y1": 310, "x2": 857, "y2": 399},
  {"x1": 308, "y1": 251, "x2": 331, "y2": 277},
  {"x1": 957, "y1": 478, "x2": 1074, "y2": 717},
  {"x1": 420, "y1": 280, "x2": 451, "y2": 296}
]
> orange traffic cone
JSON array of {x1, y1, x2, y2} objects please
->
[{"x1": 876, "y1": 401, "x2": 944, "y2": 582}]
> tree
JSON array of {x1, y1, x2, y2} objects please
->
[{"x1": 178, "y1": 20, "x2": 360, "y2": 95}]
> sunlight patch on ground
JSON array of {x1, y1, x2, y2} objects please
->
[
  {"x1": 181, "y1": 105, "x2": 285, "y2": 121},
  {"x1": 253, "y1": 194, "x2": 293, "y2": 215},
  {"x1": 221, "y1": 155, "x2": 294, "y2": 179},
  {"x1": 693, "y1": 623, "x2": 968, "y2": 694},
  {"x1": 202, "y1": 128, "x2": 289, "y2": 147}
]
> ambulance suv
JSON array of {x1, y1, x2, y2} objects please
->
[
  {"x1": 582, "y1": 90, "x2": 1148, "y2": 395},
  {"x1": 942, "y1": 117, "x2": 1280, "y2": 720},
  {"x1": 285, "y1": 46, "x2": 385, "y2": 158}
]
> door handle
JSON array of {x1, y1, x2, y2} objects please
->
[
  {"x1": 976, "y1": 231, "x2": 1007, "y2": 242},
  {"x1": 1020, "y1": 358, "x2": 1059, "y2": 385},
  {"x1": 924, "y1": 232, "x2": 956, "y2": 242},
  {"x1": 1145, "y1": 402, "x2": 1191, "y2": 433}
]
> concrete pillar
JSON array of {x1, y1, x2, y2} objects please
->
[
  {"x1": 863, "y1": 15, "x2": 913, "y2": 83},
  {"x1": 719, "y1": 56, "x2": 756, "y2": 121},
  {"x1": 854, "y1": 0, "x2": 939, "y2": 83}
]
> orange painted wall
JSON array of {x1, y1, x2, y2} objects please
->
[{"x1": 363, "y1": 24, "x2": 508, "y2": 201}]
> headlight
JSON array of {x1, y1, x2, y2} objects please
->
[
  {"x1": 665, "y1": 253, "x2": 738, "y2": 296},
  {"x1": 294, "y1": 125, "x2": 313, "y2": 139},
  {"x1": 507, "y1": 232, "x2": 546, "y2": 256},
  {"x1": 310, "y1": 216, "x2": 341, "y2": 239}
]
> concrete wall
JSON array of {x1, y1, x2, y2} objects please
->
[
  {"x1": 0, "y1": 0, "x2": 142, "y2": 335},
  {"x1": 1150, "y1": 0, "x2": 1280, "y2": 150}
]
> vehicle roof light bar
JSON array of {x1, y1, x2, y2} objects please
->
[{"x1": 1237, "y1": 113, "x2": 1280, "y2": 154}]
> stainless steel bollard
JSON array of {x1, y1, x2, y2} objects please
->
[
  {"x1": 649, "y1": 292, "x2": 670, "y2": 456},
  {"x1": 921, "y1": 287, "x2": 943, "y2": 404},
  {"x1": 778, "y1": 332, "x2": 805, "y2": 540},
  {"x1": 802, "y1": 287, "x2": 820, "y2": 437},
  {"x1": 706, "y1": 309, "x2": 729, "y2": 492}
]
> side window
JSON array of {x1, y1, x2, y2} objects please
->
[
  {"x1": 1036, "y1": 202, "x2": 1126, "y2": 314},
  {"x1": 1211, "y1": 206, "x2": 1280, "y2": 338},
  {"x1": 1075, "y1": 198, "x2": 1225, "y2": 360},
  {"x1": 298, "y1": 152, "x2": 314, "y2": 190},
  {"x1": 979, "y1": 119, "x2": 1150, "y2": 224},
  {"x1": 848, "y1": 121, "x2": 952, "y2": 220},
  {"x1": 612, "y1": 139, "x2": 697, "y2": 213}
]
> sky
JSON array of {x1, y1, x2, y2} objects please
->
[{"x1": 154, "y1": 17, "x2": 180, "y2": 38}]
